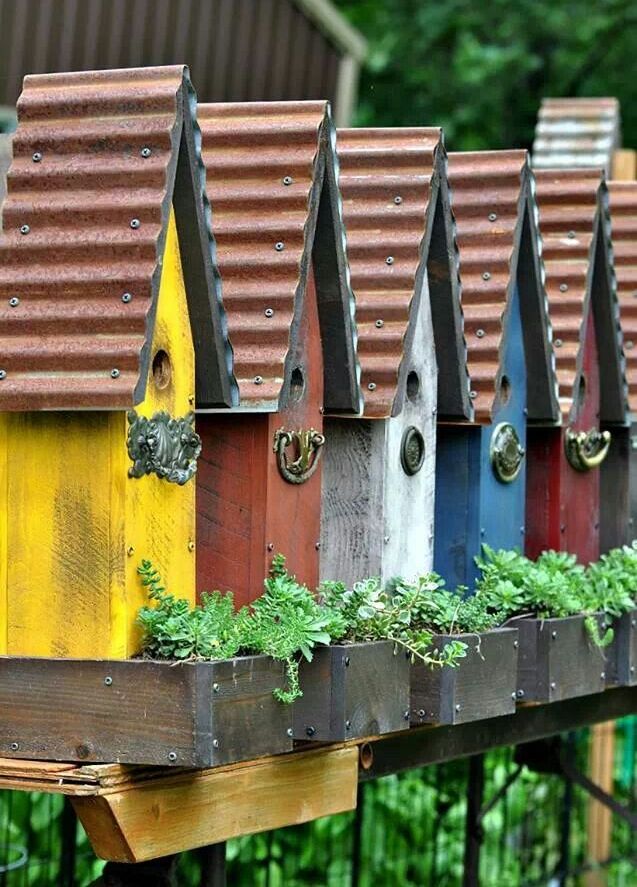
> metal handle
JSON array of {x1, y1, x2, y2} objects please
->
[
  {"x1": 127, "y1": 410, "x2": 202, "y2": 485},
  {"x1": 273, "y1": 428, "x2": 325, "y2": 484},
  {"x1": 565, "y1": 428, "x2": 611, "y2": 472}
]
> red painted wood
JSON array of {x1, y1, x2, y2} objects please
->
[
  {"x1": 525, "y1": 304, "x2": 601, "y2": 564},
  {"x1": 196, "y1": 268, "x2": 324, "y2": 606}
]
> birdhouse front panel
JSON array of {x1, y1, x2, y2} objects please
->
[
  {"x1": 436, "y1": 151, "x2": 557, "y2": 588},
  {"x1": 608, "y1": 181, "x2": 637, "y2": 543},
  {"x1": 0, "y1": 66, "x2": 234, "y2": 657},
  {"x1": 527, "y1": 170, "x2": 627, "y2": 563},
  {"x1": 321, "y1": 127, "x2": 468, "y2": 586},
  {"x1": 195, "y1": 102, "x2": 358, "y2": 605}
]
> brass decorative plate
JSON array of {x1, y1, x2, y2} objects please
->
[{"x1": 490, "y1": 422, "x2": 525, "y2": 484}]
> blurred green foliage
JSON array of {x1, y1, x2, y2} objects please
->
[{"x1": 334, "y1": 0, "x2": 637, "y2": 151}]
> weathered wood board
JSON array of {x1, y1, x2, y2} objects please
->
[
  {"x1": 72, "y1": 746, "x2": 359, "y2": 862},
  {"x1": 516, "y1": 615, "x2": 608, "y2": 702},
  {"x1": 0, "y1": 656, "x2": 292, "y2": 767},
  {"x1": 293, "y1": 641, "x2": 410, "y2": 741},
  {"x1": 410, "y1": 628, "x2": 518, "y2": 725},
  {"x1": 606, "y1": 609, "x2": 637, "y2": 687}
]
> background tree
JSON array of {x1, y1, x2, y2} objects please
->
[{"x1": 335, "y1": 0, "x2": 637, "y2": 151}]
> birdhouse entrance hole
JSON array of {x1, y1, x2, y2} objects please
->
[{"x1": 152, "y1": 350, "x2": 172, "y2": 390}]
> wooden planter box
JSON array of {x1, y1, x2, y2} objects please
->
[
  {"x1": 410, "y1": 628, "x2": 518, "y2": 726},
  {"x1": 293, "y1": 641, "x2": 410, "y2": 741},
  {"x1": 0, "y1": 655, "x2": 293, "y2": 768},
  {"x1": 606, "y1": 608, "x2": 637, "y2": 687},
  {"x1": 516, "y1": 615, "x2": 608, "y2": 702}
]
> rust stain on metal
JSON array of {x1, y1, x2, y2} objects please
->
[
  {"x1": 335, "y1": 127, "x2": 448, "y2": 418},
  {"x1": 447, "y1": 150, "x2": 555, "y2": 423},
  {"x1": 0, "y1": 65, "x2": 232, "y2": 411},
  {"x1": 609, "y1": 181, "x2": 637, "y2": 413},
  {"x1": 535, "y1": 168, "x2": 625, "y2": 422},
  {"x1": 198, "y1": 100, "x2": 332, "y2": 409},
  {"x1": 533, "y1": 98, "x2": 620, "y2": 176}
]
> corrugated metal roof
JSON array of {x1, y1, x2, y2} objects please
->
[
  {"x1": 535, "y1": 168, "x2": 627, "y2": 423},
  {"x1": 533, "y1": 98, "x2": 620, "y2": 176},
  {"x1": 198, "y1": 100, "x2": 360, "y2": 414},
  {"x1": 0, "y1": 65, "x2": 235, "y2": 411},
  {"x1": 335, "y1": 127, "x2": 470, "y2": 420},
  {"x1": 447, "y1": 150, "x2": 559, "y2": 424},
  {"x1": 608, "y1": 181, "x2": 637, "y2": 414}
]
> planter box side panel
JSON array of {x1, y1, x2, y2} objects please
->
[
  {"x1": 616, "y1": 609, "x2": 637, "y2": 686},
  {"x1": 343, "y1": 642, "x2": 410, "y2": 738},
  {"x1": 547, "y1": 615, "x2": 607, "y2": 701},
  {"x1": 211, "y1": 657, "x2": 293, "y2": 764},
  {"x1": 516, "y1": 619, "x2": 544, "y2": 700}
]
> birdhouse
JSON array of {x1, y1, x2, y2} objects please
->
[
  {"x1": 435, "y1": 151, "x2": 559, "y2": 588},
  {"x1": 605, "y1": 181, "x2": 637, "y2": 545},
  {"x1": 196, "y1": 102, "x2": 359, "y2": 606},
  {"x1": 526, "y1": 170, "x2": 627, "y2": 562},
  {"x1": 320, "y1": 127, "x2": 469, "y2": 587},
  {"x1": 0, "y1": 66, "x2": 234, "y2": 659}
]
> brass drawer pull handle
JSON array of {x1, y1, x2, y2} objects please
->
[
  {"x1": 273, "y1": 428, "x2": 325, "y2": 484},
  {"x1": 565, "y1": 428, "x2": 611, "y2": 472}
]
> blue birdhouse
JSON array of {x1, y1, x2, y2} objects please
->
[{"x1": 434, "y1": 150, "x2": 559, "y2": 589}]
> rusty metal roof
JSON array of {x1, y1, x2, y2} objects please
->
[
  {"x1": 198, "y1": 100, "x2": 360, "y2": 414},
  {"x1": 335, "y1": 127, "x2": 470, "y2": 420},
  {"x1": 535, "y1": 169, "x2": 627, "y2": 424},
  {"x1": 0, "y1": 65, "x2": 235, "y2": 411},
  {"x1": 447, "y1": 150, "x2": 559, "y2": 424},
  {"x1": 608, "y1": 181, "x2": 637, "y2": 415},
  {"x1": 532, "y1": 98, "x2": 620, "y2": 176}
]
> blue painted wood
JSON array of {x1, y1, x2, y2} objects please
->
[{"x1": 434, "y1": 282, "x2": 527, "y2": 588}]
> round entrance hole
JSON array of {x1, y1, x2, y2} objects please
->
[
  {"x1": 152, "y1": 349, "x2": 172, "y2": 390},
  {"x1": 499, "y1": 374, "x2": 511, "y2": 406},
  {"x1": 289, "y1": 366, "x2": 305, "y2": 403},
  {"x1": 406, "y1": 370, "x2": 420, "y2": 402}
]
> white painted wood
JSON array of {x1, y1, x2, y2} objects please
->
[{"x1": 320, "y1": 276, "x2": 437, "y2": 586}]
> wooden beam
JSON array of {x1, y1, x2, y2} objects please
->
[
  {"x1": 612, "y1": 149, "x2": 637, "y2": 181},
  {"x1": 71, "y1": 746, "x2": 358, "y2": 863}
]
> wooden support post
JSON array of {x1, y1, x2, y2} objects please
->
[
  {"x1": 200, "y1": 843, "x2": 227, "y2": 887},
  {"x1": 585, "y1": 721, "x2": 616, "y2": 887},
  {"x1": 612, "y1": 150, "x2": 637, "y2": 181}
]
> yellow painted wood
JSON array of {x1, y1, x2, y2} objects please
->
[
  {"x1": 612, "y1": 149, "x2": 637, "y2": 181},
  {"x1": 2, "y1": 208, "x2": 196, "y2": 658}
]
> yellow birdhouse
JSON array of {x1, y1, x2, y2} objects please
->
[{"x1": 0, "y1": 66, "x2": 235, "y2": 659}]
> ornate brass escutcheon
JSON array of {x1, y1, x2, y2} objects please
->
[
  {"x1": 490, "y1": 422, "x2": 525, "y2": 484},
  {"x1": 127, "y1": 410, "x2": 202, "y2": 485},
  {"x1": 400, "y1": 425, "x2": 426, "y2": 475},
  {"x1": 564, "y1": 427, "x2": 611, "y2": 472},
  {"x1": 273, "y1": 427, "x2": 325, "y2": 484}
]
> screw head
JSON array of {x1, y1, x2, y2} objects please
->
[
  {"x1": 517, "y1": 689, "x2": 524, "y2": 698},
  {"x1": 20, "y1": 224, "x2": 30, "y2": 235},
  {"x1": 513, "y1": 640, "x2": 519, "y2": 648},
  {"x1": 121, "y1": 292, "x2": 132, "y2": 303},
  {"x1": 567, "y1": 230, "x2": 576, "y2": 239},
  {"x1": 275, "y1": 241, "x2": 285, "y2": 251},
  {"x1": 130, "y1": 219, "x2": 141, "y2": 230},
  {"x1": 344, "y1": 656, "x2": 350, "y2": 667},
  {"x1": 8, "y1": 297, "x2": 19, "y2": 307},
  {"x1": 32, "y1": 152, "x2": 42, "y2": 163},
  {"x1": 212, "y1": 739, "x2": 219, "y2": 748},
  {"x1": 282, "y1": 176, "x2": 293, "y2": 186},
  {"x1": 554, "y1": 338, "x2": 563, "y2": 348},
  {"x1": 213, "y1": 682, "x2": 219, "y2": 693},
  {"x1": 111, "y1": 368, "x2": 120, "y2": 379},
  {"x1": 0, "y1": 370, "x2": 6, "y2": 380},
  {"x1": 631, "y1": 666, "x2": 635, "y2": 674},
  {"x1": 511, "y1": 692, "x2": 516, "y2": 700},
  {"x1": 470, "y1": 390, "x2": 478, "y2": 399},
  {"x1": 631, "y1": 619, "x2": 636, "y2": 628},
  {"x1": 482, "y1": 271, "x2": 491, "y2": 281},
  {"x1": 418, "y1": 709, "x2": 425, "y2": 717},
  {"x1": 375, "y1": 319, "x2": 384, "y2": 328},
  {"x1": 264, "y1": 307, "x2": 274, "y2": 317},
  {"x1": 488, "y1": 212, "x2": 497, "y2": 222},
  {"x1": 394, "y1": 196, "x2": 403, "y2": 205},
  {"x1": 254, "y1": 375, "x2": 263, "y2": 385},
  {"x1": 126, "y1": 546, "x2": 135, "y2": 557},
  {"x1": 386, "y1": 256, "x2": 394, "y2": 265},
  {"x1": 550, "y1": 681, "x2": 556, "y2": 690},
  {"x1": 345, "y1": 720, "x2": 351, "y2": 730},
  {"x1": 404, "y1": 710, "x2": 410, "y2": 720},
  {"x1": 104, "y1": 676, "x2": 113, "y2": 686},
  {"x1": 306, "y1": 726, "x2": 316, "y2": 737},
  {"x1": 286, "y1": 727, "x2": 294, "y2": 737},
  {"x1": 455, "y1": 704, "x2": 461, "y2": 712},
  {"x1": 551, "y1": 631, "x2": 557, "y2": 639},
  {"x1": 315, "y1": 541, "x2": 321, "y2": 550},
  {"x1": 600, "y1": 672, "x2": 605, "y2": 681},
  {"x1": 384, "y1": 535, "x2": 390, "y2": 543},
  {"x1": 168, "y1": 751, "x2": 177, "y2": 762},
  {"x1": 266, "y1": 542, "x2": 274, "y2": 551},
  {"x1": 559, "y1": 283, "x2": 568, "y2": 292},
  {"x1": 476, "y1": 328, "x2": 485, "y2": 338},
  {"x1": 140, "y1": 147, "x2": 152, "y2": 158},
  {"x1": 368, "y1": 381, "x2": 377, "y2": 391},
  {"x1": 626, "y1": 341, "x2": 634, "y2": 350},
  {"x1": 10, "y1": 742, "x2": 19, "y2": 752},
  {"x1": 188, "y1": 540, "x2": 195, "y2": 552}
]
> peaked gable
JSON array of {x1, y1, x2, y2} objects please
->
[
  {"x1": 608, "y1": 181, "x2": 637, "y2": 416},
  {"x1": 533, "y1": 97, "x2": 620, "y2": 176},
  {"x1": 448, "y1": 150, "x2": 559, "y2": 424},
  {"x1": 535, "y1": 168, "x2": 627, "y2": 424},
  {"x1": 198, "y1": 100, "x2": 360, "y2": 414},
  {"x1": 336, "y1": 127, "x2": 470, "y2": 419},
  {"x1": 0, "y1": 65, "x2": 235, "y2": 411}
]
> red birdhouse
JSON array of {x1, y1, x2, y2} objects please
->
[
  {"x1": 527, "y1": 170, "x2": 627, "y2": 563},
  {"x1": 195, "y1": 102, "x2": 360, "y2": 606}
]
